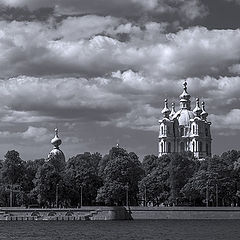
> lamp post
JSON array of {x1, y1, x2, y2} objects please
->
[
  {"x1": 216, "y1": 183, "x2": 218, "y2": 207},
  {"x1": 10, "y1": 184, "x2": 13, "y2": 208},
  {"x1": 56, "y1": 183, "x2": 59, "y2": 208},
  {"x1": 80, "y1": 185, "x2": 83, "y2": 207},
  {"x1": 206, "y1": 181, "x2": 209, "y2": 207},
  {"x1": 126, "y1": 183, "x2": 129, "y2": 207},
  {"x1": 144, "y1": 185, "x2": 147, "y2": 207}
]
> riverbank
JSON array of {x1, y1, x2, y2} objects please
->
[{"x1": 1, "y1": 206, "x2": 240, "y2": 220}]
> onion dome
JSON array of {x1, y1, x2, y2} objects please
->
[
  {"x1": 47, "y1": 128, "x2": 65, "y2": 171},
  {"x1": 51, "y1": 128, "x2": 62, "y2": 149},
  {"x1": 175, "y1": 109, "x2": 195, "y2": 126},
  {"x1": 161, "y1": 99, "x2": 171, "y2": 118},
  {"x1": 179, "y1": 81, "x2": 191, "y2": 110},
  {"x1": 193, "y1": 98, "x2": 202, "y2": 117},
  {"x1": 170, "y1": 103, "x2": 176, "y2": 119},
  {"x1": 201, "y1": 101, "x2": 208, "y2": 120}
]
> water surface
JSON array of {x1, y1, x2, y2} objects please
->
[{"x1": 0, "y1": 220, "x2": 239, "y2": 240}]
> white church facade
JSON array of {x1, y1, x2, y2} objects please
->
[{"x1": 158, "y1": 81, "x2": 212, "y2": 159}]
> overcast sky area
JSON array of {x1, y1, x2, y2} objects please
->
[{"x1": 0, "y1": 0, "x2": 239, "y2": 161}]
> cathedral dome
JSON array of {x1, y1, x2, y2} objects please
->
[
  {"x1": 51, "y1": 128, "x2": 62, "y2": 148},
  {"x1": 47, "y1": 128, "x2": 65, "y2": 171},
  {"x1": 175, "y1": 109, "x2": 195, "y2": 126},
  {"x1": 48, "y1": 148, "x2": 65, "y2": 162}
]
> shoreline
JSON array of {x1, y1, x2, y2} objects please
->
[{"x1": 1, "y1": 206, "x2": 240, "y2": 221}]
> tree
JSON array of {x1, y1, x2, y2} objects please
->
[
  {"x1": 64, "y1": 152, "x2": 102, "y2": 206},
  {"x1": 20, "y1": 159, "x2": 45, "y2": 206},
  {"x1": 2, "y1": 150, "x2": 25, "y2": 185},
  {"x1": 97, "y1": 147, "x2": 144, "y2": 206},
  {"x1": 33, "y1": 162, "x2": 63, "y2": 207},
  {"x1": 168, "y1": 153, "x2": 197, "y2": 205},
  {"x1": 181, "y1": 154, "x2": 238, "y2": 206},
  {"x1": 139, "y1": 155, "x2": 171, "y2": 206},
  {"x1": 142, "y1": 154, "x2": 158, "y2": 175}
]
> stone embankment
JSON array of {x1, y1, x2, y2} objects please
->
[
  {"x1": 1, "y1": 206, "x2": 240, "y2": 220},
  {"x1": 0, "y1": 206, "x2": 131, "y2": 221}
]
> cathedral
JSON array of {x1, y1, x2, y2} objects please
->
[{"x1": 158, "y1": 81, "x2": 212, "y2": 159}]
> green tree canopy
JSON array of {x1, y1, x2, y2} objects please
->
[{"x1": 97, "y1": 147, "x2": 144, "y2": 206}]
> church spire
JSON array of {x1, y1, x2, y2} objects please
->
[
  {"x1": 51, "y1": 128, "x2": 62, "y2": 149},
  {"x1": 161, "y1": 99, "x2": 171, "y2": 118},
  {"x1": 201, "y1": 102, "x2": 208, "y2": 120},
  {"x1": 193, "y1": 98, "x2": 202, "y2": 117},
  {"x1": 179, "y1": 81, "x2": 191, "y2": 110},
  {"x1": 170, "y1": 102, "x2": 176, "y2": 119}
]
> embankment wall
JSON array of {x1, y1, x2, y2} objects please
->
[
  {"x1": 2, "y1": 206, "x2": 240, "y2": 220},
  {"x1": 129, "y1": 207, "x2": 240, "y2": 219}
]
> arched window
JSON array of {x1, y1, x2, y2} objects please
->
[
  {"x1": 206, "y1": 143, "x2": 209, "y2": 156},
  {"x1": 180, "y1": 142, "x2": 184, "y2": 152},
  {"x1": 180, "y1": 128, "x2": 184, "y2": 136},
  {"x1": 161, "y1": 143, "x2": 164, "y2": 153},
  {"x1": 205, "y1": 128, "x2": 208, "y2": 137},
  {"x1": 192, "y1": 142, "x2": 195, "y2": 152},
  {"x1": 168, "y1": 142, "x2": 171, "y2": 153},
  {"x1": 192, "y1": 125, "x2": 195, "y2": 134},
  {"x1": 161, "y1": 126, "x2": 164, "y2": 135},
  {"x1": 199, "y1": 141, "x2": 203, "y2": 152}
]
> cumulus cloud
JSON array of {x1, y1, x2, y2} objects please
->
[
  {"x1": 0, "y1": 1, "x2": 239, "y2": 158},
  {"x1": 0, "y1": 0, "x2": 207, "y2": 22},
  {"x1": 0, "y1": 18, "x2": 240, "y2": 81},
  {"x1": 0, "y1": 126, "x2": 50, "y2": 143},
  {"x1": 0, "y1": 73, "x2": 239, "y2": 137},
  {"x1": 228, "y1": 64, "x2": 240, "y2": 74},
  {"x1": 210, "y1": 109, "x2": 240, "y2": 131}
]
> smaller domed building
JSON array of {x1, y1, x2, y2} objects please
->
[
  {"x1": 158, "y1": 81, "x2": 212, "y2": 159},
  {"x1": 47, "y1": 128, "x2": 65, "y2": 172}
]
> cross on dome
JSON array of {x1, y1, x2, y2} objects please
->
[{"x1": 183, "y1": 81, "x2": 187, "y2": 91}]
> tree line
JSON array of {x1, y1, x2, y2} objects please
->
[{"x1": 0, "y1": 147, "x2": 240, "y2": 207}]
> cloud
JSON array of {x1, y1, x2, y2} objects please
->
[
  {"x1": 0, "y1": 0, "x2": 207, "y2": 22},
  {"x1": 224, "y1": 0, "x2": 240, "y2": 5},
  {"x1": 0, "y1": 19, "x2": 240, "y2": 81},
  {"x1": 0, "y1": 126, "x2": 50, "y2": 143},
  {"x1": 228, "y1": 64, "x2": 240, "y2": 74},
  {"x1": 0, "y1": 73, "x2": 239, "y2": 138},
  {"x1": 22, "y1": 126, "x2": 50, "y2": 142},
  {"x1": 210, "y1": 109, "x2": 240, "y2": 131}
]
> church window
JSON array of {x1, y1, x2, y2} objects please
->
[
  {"x1": 180, "y1": 128, "x2": 184, "y2": 136},
  {"x1": 161, "y1": 126, "x2": 164, "y2": 135},
  {"x1": 168, "y1": 142, "x2": 171, "y2": 153},
  {"x1": 192, "y1": 142, "x2": 195, "y2": 152},
  {"x1": 199, "y1": 142, "x2": 203, "y2": 152},
  {"x1": 205, "y1": 128, "x2": 208, "y2": 137},
  {"x1": 192, "y1": 125, "x2": 195, "y2": 134},
  {"x1": 161, "y1": 143, "x2": 164, "y2": 153},
  {"x1": 180, "y1": 142, "x2": 184, "y2": 152},
  {"x1": 206, "y1": 143, "x2": 209, "y2": 156}
]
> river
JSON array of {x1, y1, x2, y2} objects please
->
[{"x1": 0, "y1": 220, "x2": 239, "y2": 240}]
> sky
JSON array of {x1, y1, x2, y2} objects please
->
[{"x1": 0, "y1": 0, "x2": 239, "y2": 161}]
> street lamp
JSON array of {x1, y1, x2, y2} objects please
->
[
  {"x1": 80, "y1": 185, "x2": 83, "y2": 207},
  {"x1": 126, "y1": 183, "x2": 129, "y2": 207},
  {"x1": 144, "y1": 185, "x2": 147, "y2": 207},
  {"x1": 216, "y1": 183, "x2": 218, "y2": 207},
  {"x1": 206, "y1": 181, "x2": 209, "y2": 207},
  {"x1": 56, "y1": 183, "x2": 59, "y2": 208}
]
